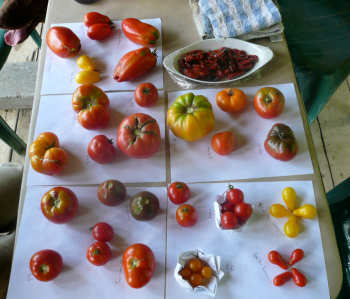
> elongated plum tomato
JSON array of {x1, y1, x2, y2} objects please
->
[
  {"x1": 30, "y1": 249, "x2": 63, "y2": 282},
  {"x1": 84, "y1": 12, "x2": 112, "y2": 27},
  {"x1": 46, "y1": 26, "x2": 81, "y2": 58},
  {"x1": 122, "y1": 18, "x2": 160, "y2": 47},
  {"x1": 87, "y1": 23, "x2": 113, "y2": 40}
]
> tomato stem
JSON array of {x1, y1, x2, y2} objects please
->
[
  {"x1": 263, "y1": 95, "x2": 273, "y2": 105},
  {"x1": 143, "y1": 88, "x2": 151, "y2": 95},
  {"x1": 176, "y1": 182, "x2": 183, "y2": 189},
  {"x1": 39, "y1": 264, "x2": 48, "y2": 274},
  {"x1": 93, "y1": 249, "x2": 101, "y2": 255},
  {"x1": 130, "y1": 258, "x2": 139, "y2": 269},
  {"x1": 228, "y1": 184, "x2": 234, "y2": 190}
]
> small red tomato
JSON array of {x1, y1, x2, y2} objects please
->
[
  {"x1": 92, "y1": 222, "x2": 114, "y2": 242},
  {"x1": 176, "y1": 204, "x2": 198, "y2": 227},
  {"x1": 268, "y1": 251, "x2": 288, "y2": 270},
  {"x1": 234, "y1": 202, "x2": 253, "y2": 221},
  {"x1": 211, "y1": 131, "x2": 236, "y2": 156},
  {"x1": 84, "y1": 12, "x2": 112, "y2": 27},
  {"x1": 221, "y1": 212, "x2": 238, "y2": 229},
  {"x1": 273, "y1": 271, "x2": 292, "y2": 286},
  {"x1": 88, "y1": 135, "x2": 116, "y2": 164},
  {"x1": 134, "y1": 83, "x2": 158, "y2": 107},
  {"x1": 221, "y1": 203, "x2": 236, "y2": 214},
  {"x1": 168, "y1": 182, "x2": 191, "y2": 205},
  {"x1": 226, "y1": 185, "x2": 244, "y2": 205},
  {"x1": 87, "y1": 23, "x2": 113, "y2": 40},
  {"x1": 291, "y1": 268, "x2": 307, "y2": 287},
  {"x1": 289, "y1": 249, "x2": 304, "y2": 265},
  {"x1": 30, "y1": 249, "x2": 63, "y2": 282},
  {"x1": 254, "y1": 87, "x2": 285, "y2": 119},
  {"x1": 87, "y1": 241, "x2": 111, "y2": 266}
]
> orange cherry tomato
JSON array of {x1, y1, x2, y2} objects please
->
[
  {"x1": 189, "y1": 273, "x2": 203, "y2": 287},
  {"x1": 134, "y1": 82, "x2": 158, "y2": 107},
  {"x1": 180, "y1": 267, "x2": 192, "y2": 280},
  {"x1": 46, "y1": 26, "x2": 81, "y2": 58},
  {"x1": 188, "y1": 259, "x2": 202, "y2": 272},
  {"x1": 216, "y1": 88, "x2": 247, "y2": 113},
  {"x1": 200, "y1": 266, "x2": 212, "y2": 279},
  {"x1": 211, "y1": 131, "x2": 236, "y2": 156},
  {"x1": 122, "y1": 18, "x2": 160, "y2": 47}
]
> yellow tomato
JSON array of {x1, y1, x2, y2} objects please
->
[
  {"x1": 270, "y1": 204, "x2": 291, "y2": 218},
  {"x1": 77, "y1": 55, "x2": 96, "y2": 71},
  {"x1": 75, "y1": 70, "x2": 100, "y2": 84},
  {"x1": 293, "y1": 204, "x2": 317, "y2": 219},
  {"x1": 282, "y1": 187, "x2": 296, "y2": 211},
  {"x1": 284, "y1": 215, "x2": 300, "y2": 238}
]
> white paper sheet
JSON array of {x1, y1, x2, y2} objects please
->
[
  {"x1": 168, "y1": 83, "x2": 314, "y2": 183},
  {"x1": 41, "y1": 19, "x2": 163, "y2": 95},
  {"x1": 26, "y1": 91, "x2": 166, "y2": 186},
  {"x1": 7, "y1": 186, "x2": 167, "y2": 299},
  {"x1": 166, "y1": 181, "x2": 329, "y2": 298}
]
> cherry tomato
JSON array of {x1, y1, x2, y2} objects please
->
[
  {"x1": 221, "y1": 212, "x2": 238, "y2": 229},
  {"x1": 176, "y1": 204, "x2": 198, "y2": 227},
  {"x1": 273, "y1": 271, "x2": 292, "y2": 286},
  {"x1": 234, "y1": 202, "x2": 253, "y2": 221},
  {"x1": 134, "y1": 83, "x2": 158, "y2": 107},
  {"x1": 226, "y1": 185, "x2": 244, "y2": 205},
  {"x1": 211, "y1": 131, "x2": 236, "y2": 156},
  {"x1": 289, "y1": 249, "x2": 304, "y2": 265},
  {"x1": 168, "y1": 182, "x2": 191, "y2": 205},
  {"x1": 91, "y1": 222, "x2": 114, "y2": 242},
  {"x1": 30, "y1": 249, "x2": 63, "y2": 282},
  {"x1": 77, "y1": 55, "x2": 96, "y2": 71},
  {"x1": 75, "y1": 70, "x2": 100, "y2": 84},
  {"x1": 221, "y1": 203, "x2": 236, "y2": 214},
  {"x1": 254, "y1": 87, "x2": 285, "y2": 119},
  {"x1": 87, "y1": 23, "x2": 113, "y2": 40},
  {"x1": 291, "y1": 268, "x2": 307, "y2": 287},
  {"x1": 189, "y1": 273, "x2": 203, "y2": 287},
  {"x1": 200, "y1": 266, "x2": 212, "y2": 279},
  {"x1": 84, "y1": 12, "x2": 112, "y2": 27},
  {"x1": 188, "y1": 259, "x2": 202, "y2": 272},
  {"x1": 122, "y1": 18, "x2": 160, "y2": 47},
  {"x1": 46, "y1": 26, "x2": 81, "y2": 58},
  {"x1": 216, "y1": 88, "x2": 247, "y2": 113},
  {"x1": 180, "y1": 267, "x2": 192, "y2": 279},
  {"x1": 88, "y1": 135, "x2": 116, "y2": 164},
  {"x1": 268, "y1": 251, "x2": 288, "y2": 270},
  {"x1": 87, "y1": 241, "x2": 111, "y2": 266},
  {"x1": 97, "y1": 180, "x2": 127, "y2": 207}
]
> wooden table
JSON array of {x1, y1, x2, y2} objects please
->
[{"x1": 16, "y1": 0, "x2": 342, "y2": 297}]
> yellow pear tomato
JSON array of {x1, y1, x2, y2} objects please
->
[
  {"x1": 282, "y1": 187, "x2": 296, "y2": 211},
  {"x1": 77, "y1": 55, "x2": 96, "y2": 71},
  {"x1": 75, "y1": 70, "x2": 100, "y2": 84},
  {"x1": 270, "y1": 204, "x2": 291, "y2": 218},
  {"x1": 284, "y1": 215, "x2": 300, "y2": 238}
]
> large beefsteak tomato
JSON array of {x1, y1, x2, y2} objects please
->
[
  {"x1": 46, "y1": 26, "x2": 81, "y2": 58},
  {"x1": 167, "y1": 93, "x2": 215, "y2": 142},
  {"x1": 122, "y1": 18, "x2": 160, "y2": 47}
]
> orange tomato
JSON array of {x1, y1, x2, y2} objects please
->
[
  {"x1": 180, "y1": 267, "x2": 192, "y2": 279},
  {"x1": 189, "y1": 273, "x2": 203, "y2": 287},
  {"x1": 188, "y1": 259, "x2": 202, "y2": 272},
  {"x1": 211, "y1": 131, "x2": 236, "y2": 156},
  {"x1": 216, "y1": 88, "x2": 247, "y2": 113},
  {"x1": 200, "y1": 266, "x2": 213, "y2": 279}
]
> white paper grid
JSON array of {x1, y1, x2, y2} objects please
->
[
  {"x1": 166, "y1": 181, "x2": 329, "y2": 299},
  {"x1": 41, "y1": 19, "x2": 163, "y2": 95},
  {"x1": 26, "y1": 91, "x2": 166, "y2": 186},
  {"x1": 7, "y1": 186, "x2": 167, "y2": 299},
  {"x1": 168, "y1": 83, "x2": 314, "y2": 183}
]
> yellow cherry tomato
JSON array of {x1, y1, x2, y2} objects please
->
[
  {"x1": 270, "y1": 204, "x2": 291, "y2": 218},
  {"x1": 284, "y1": 215, "x2": 300, "y2": 238},
  {"x1": 282, "y1": 187, "x2": 296, "y2": 211},
  {"x1": 293, "y1": 204, "x2": 317, "y2": 219},
  {"x1": 75, "y1": 70, "x2": 100, "y2": 84},
  {"x1": 77, "y1": 55, "x2": 96, "y2": 71}
]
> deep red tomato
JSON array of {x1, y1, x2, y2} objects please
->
[
  {"x1": 123, "y1": 243, "x2": 156, "y2": 288},
  {"x1": 291, "y1": 268, "x2": 307, "y2": 287},
  {"x1": 92, "y1": 222, "x2": 114, "y2": 242},
  {"x1": 30, "y1": 249, "x2": 63, "y2": 282},
  {"x1": 234, "y1": 202, "x2": 253, "y2": 221},
  {"x1": 273, "y1": 271, "x2": 292, "y2": 286},
  {"x1": 84, "y1": 12, "x2": 112, "y2": 27},
  {"x1": 254, "y1": 87, "x2": 285, "y2": 119},
  {"x1": 97, "y1": 180, "x2": 127, "y2": 207},
  {"x1": 134, "y1": 82, "x2": 158, "y2": 107},
  {"x1": 211, "y1": 131, "x2": 236, "y2": 156},
  {"x1": 176, "y1": 204, "x2": 198, "y2": 227},
  {"x1": 117, "y1": 113, "x2": 161, "y2": 159},
  {"x1": 221, "y1": 203, "x2": 236, "y2": 214},
  {"x1": 88, "y1": 135, "x2": 116, "y2": 164},
  {"x1": 87, "y1": 241, "x2": 111, "y2": 266},
  {"x1": 226, "y1": 185, "x2": 244, "y2": 205},
  {"x1": 268, "y1": 251, "x2": 288, "y2": 270},
  {"x1": 46, "y1": 26, "x2": 81, "y2": 58},
  {"x1": 87, "y1": 23, "x2": 113, "y2": 40},
  {"x1": 168, "y1": 182, "x2": 191, "y2": 205},
  {"x1": 122, "y1": 18, "x2": 160, "y2": 47},
  {"x1": 72, "y1": 84, "x2": 110, "y2": 130},
  {"x1": 264, "y1": 123, "x2": 299, "y2": 162},
  {"x1": 41, "y1": 187, "x2": 79, "y2": 224},
  {"x1": 289, "y1": 249, "x2": 304, "y2": 265},
  {"x1": 221, "y1": 212, "x2": 238, "y2": 229}
]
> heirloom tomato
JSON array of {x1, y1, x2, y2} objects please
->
[
  {"x1": 221, "y1": 212, "x2": 238, "y2": 229},
  {"x1": 87, "y1": 23, "x2": 113, "y2": 40},
  {"x1": 216, "y1": 88, "x2": 247, "y2": 113},
  {"x1": 113, "y1": 47, "x2": 157, "y2": 82},
  {"x1": 168, "y1": 182, "x2": 191, "y2": 205},
  {"x1": 29, "y1": 132, "x2": 67, "y2": 175},
  {"x1": 75, "y1": 70, "x2": 100, "y2": 84},
  {"x1": 30, "y1": 249, "x2": 63, "y2": 282},
  {"x1": 41, "y1": 187, "x2": 79, "y2": 224},
  {"x1": 97, "y1": 180, "x2": 127, "y2": 207},
  {"x1": 167, "y1": 93, "x2": 215, "y2": 142},
  {"x1": 123, "y1": 243, "x2": 156, "y2": 289},
  {"x1": 92, "y1": 222, "x2": 114, "y2": 242},
  {"x1": 77, "y1": 55, "x2": 96, "y2": 71},
  {"x1": 88, "y1": 135, "x2": 116, "y2": 164},
  {"x1": 46, "y1": 26, "x2": 81, "y2": 58},
  {"x1": 117, "y1": 113, "x2": 161, "y2": 159},
  {"x1": 226, "y1": 185, "x2": 244, "y2": 205},
  {"x1": 264, "y1": 123, "x2": 299, "y2": 162},
  {"x1": 87, "y1": 241, "x2": 111, "y2": 266},
  {"x1": 176, "y1": 204, "x2": 198, "y2": 227},
  {"x1": 84, "y1": 12, "x2": 112, "y2": 27},
  {"x1": 254, "y1": 87, "x2": 285, "y2": 119},
  {"x1": 211, "y1": 131, "x2": 236, "y2": 156},
  {"x1": 122, "y1": 18, "x2": 160, "y2": 47},
  {"x1": 72, "y1": 84, "x2": 110, "y2": 130},
  {"x1": 130, "y1": 191, "x2": 159, "y2": 221},
  {"x1": 234, "y1": 202, "x2": 252, "y2": 221},
  {"x1": 134, "y1": 82, "x2": 158, "y2": 107}
]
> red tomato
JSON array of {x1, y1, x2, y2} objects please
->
[
  {"x1": 92, "y1": 222, "x2": 114, "y2": 242},
  {"x1": 87, "y1": 23, "x2": 113, "y2": 40},
  {"x1": 87, "y1": 241, "x2": 111, "y2": 266},
  {"x1": 176, "y1": 204, "x2": 198, "y2": 227},
  {"x1": 134, "y1": 83, "x2": 158, "y2": 107},
  {"x1": 123, "y1": 243, "x2": 156, "y2": 288},
  {"x1": 221, "y1": 203, "x2": 236, "y2": 214},
  {"x1": 268, "y1": 251, "x2": 288, "y2": 270},
  {"x1": 211, "y1": 131, "x2": 236, "y2": 156},
  {"x1": 122, "y1": 18, "x2": 160, "y2": 47},
  {"x1": 97, "y1": 180, "x2": 127, "y2": 207},
  {"x1": 289, "y1": 249, "x2": 304, "y2": 265},
  {"x1": 168, "y1": 182, "x2": 191, "y2": 205},
  {"x1": 226, "y1": 185, "x2": 244, "y2": 205},
  {"x1": 88, "y1": 135, "x2": 116, "y2": 164},
  {"x1": 46, "y1": 26, "x2": 81, "y2": 58},
  {"x1": 234, "y1": 202, "x2": 253, "y2": 221},
  {"x1": 273, "y1": 271, "x2": 292, "y2": 286},
  {"x1": 30, "y1": 249, "x2": 63, "y2": 282},
  {"x1": 221, "y1": 212, "x2": 238, "y2": 229},
  {"x1": 41, "y1": 187, "x2": 79, "y2": 224},
  {"x1": 41, "y1": 148, "x2": 68, "y2": 175},
  {"x1": 72, "y1": 84, "x2": 110, "y2": 130},
  {"x1": 84, "y1": 12, "x2": 112, "y2": 27},
  {"x1": 117, "y1": 113, "x2": 161, "y2": 159},
  {"x1": 291, "y1": 268, "x2": 307, "y2": 287},
  {"x1": 254, "y1": 87, "x2": 285, "y2": 119}
]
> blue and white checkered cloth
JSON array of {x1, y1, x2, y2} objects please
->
[{"x1": 190, "y1": 0, "x2": 284, "y2": 40}]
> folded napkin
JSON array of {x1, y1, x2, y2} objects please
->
[{"x1": 190, "y1": 0, "x2": 284, "y2": 41}]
